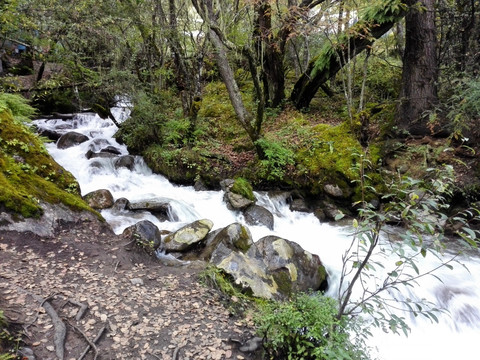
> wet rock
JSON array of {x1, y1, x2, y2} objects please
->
[
  {"x1": 83, "y1": 189, "x2": 114, "y2": 209},
  {"x1": 100, "y1": 145, "x2": 122, "y2": 155},
  {"x1": 256, "y1": 236, "x2": 327, "y2": 296},
  {"x1": 57, "y1": 131, "x2": 89, "y2": 149},
  {"x1": 114, "y1": 155, "x2": 135, "y2": 170},
  {"x1": 126, "y1": 198, "x2": 173, "y2": 221},
  {"x1": 163, "y1": 219, "x2": 213, "y2": 252},
  {"x1": 122, "y1": 220, "x2": 162, "y2": 254},
  {"x1": 85, "y1": 149, "x2": 116, "y2": 159},
  {"x1": 88, "y1": 138, "x2": 111, "y2": 152},
  {"x1": 243, "y1": 204, "x2": 274, "y2": 230},
  {"x1": 289, "y1": 198, "x2": 310, "y2": 212},
  {"x1": 112, "y1": 197, "x2": 129, "y2": 211},
  {"x1": 221, "y1": 179, "x2": 255, "y2": 210},
  {"x1": 324, "y1": 184, "x2": 344, "y2": 198},
  {"x1": 322, "y1": 201, "x2": 344, "y2": 221},
  {"x1": 37, "y1": 127, "x2": 61, "y2": 141}
]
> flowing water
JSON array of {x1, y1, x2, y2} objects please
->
[{"x1": 33, "y1": 107, "x2": 480, "y2": 359}]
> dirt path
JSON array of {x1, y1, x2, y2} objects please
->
[{"x1": 0, "y1": 220, "x2": 258, "y2": 360}]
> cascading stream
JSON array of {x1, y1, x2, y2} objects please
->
[{"x1": 33, "y1": 107, "x2": 480, "y2": 360}]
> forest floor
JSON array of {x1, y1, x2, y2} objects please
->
[{"x1": 0, "y1": 219, "x2": 259, "y2": 360}]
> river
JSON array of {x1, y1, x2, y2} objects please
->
[{"x1": 33, "y1": 106, "x2": 480, "y2": 360}]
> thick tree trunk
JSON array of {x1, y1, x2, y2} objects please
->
[
  {"x1": 255, "y1": 1, "x2": 285, "y2": 107},
  {"x1": 396, "y1": 0, "x2": 438, "y2": 136}
]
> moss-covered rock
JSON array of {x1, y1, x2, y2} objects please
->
[{"x1": 0, "y1": 93, "x2": 94, "y2": 218}]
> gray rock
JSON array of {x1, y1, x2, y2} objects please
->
[
  {"x1": 163, "y1": 219, "x2": 213, "y2": 252},
  {"x1": 126, "y1": 198, "x2": 172, "y2": 221},
  {"x1": 0, "y1": 202, "x2": 98, "y2": 238},
  {"x1": 324, "y1": 184, "x2": 344, "y2": 198},
  {"x1": 244, "y1": 205, "x2": 274, "y2": 230},
  {"x1": 57, "y1": 131, "x2": 89, "y2": 149},
  {"x1": 112, "y1": 197, "x2": 129, "y2": 211},
  {"x1": 122, "y1": 220, "x2": 162, "y2": 254},
  {"x1": 200, "y1": 223, "x2": 253, "y2": 260},
  {"x1": 220, "y1": 179, "x2": 255, "y2": 210},
  {"x1": 322, "y1": 201, "x2": 344, "y2": 221},
  {"x1": 289, "y1": 198, "x2": 310, "y2": 212},
  {"x1": 256, "y1": 236, "x2": 327, "y2": 296},
  {"x1": 83, "y1": 189, "x2": 114, "y2": 209},
  {"x1": 210, "y1": 243, "x2": 278, "y2": 299},
  {"x1": 114, "y1": 155, "x2": 136, "y2": 170}
]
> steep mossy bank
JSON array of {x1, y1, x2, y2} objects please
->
[{"x1": 0, "y1": 93, "x2": 94, "y2": 218}]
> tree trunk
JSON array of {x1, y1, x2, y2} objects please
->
[
  {"x1": 290, "y1": 18, "x2": 402, "y2": 110},
  {"x1": 396, "y1": 0, "x2": 438, "y2": 136}
]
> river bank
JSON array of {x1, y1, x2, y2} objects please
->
[{"x1": 0, "y1": 218, "x2": 259, "y2": 360}]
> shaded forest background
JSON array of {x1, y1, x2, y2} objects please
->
[{"x1": 1, "y1": 0, "x2": 480, "y2": 210}]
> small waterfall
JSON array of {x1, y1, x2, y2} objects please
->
[{"x1": 33, "y1": 109, "x2": 480, "y2": 360}]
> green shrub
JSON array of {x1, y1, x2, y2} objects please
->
[
  {"x1": 255, "y1": 293, "x2": 369, "y2": 360},
  {"x1": 255, "y1": 137, "x2": 295, "y2": 181}
]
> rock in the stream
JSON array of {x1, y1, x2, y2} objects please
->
[
  {"x1": 243, "y1": 204, "x2": 274, "y2": 230},
  {"x1": 57, "y1": 131, "x2": 89, "y2": 149},
  {"x1": 163, "y1": 219, "x2": 213, "y2": 252},
  {"x1": 114, "y1": 155, "x2": 136, "y2": 170},
  {"x1": 220, "y1": 179, "x2": 255, "y2": 210},
  {"x1": 126, "y1": 198, "x2": 174, "y2": 221},
  {"x1": 83, "y1": 189, "x2": 114, "y2": 209},
  {"x1": 199, "y1": 223, "x2": 253, "y2": 260}
]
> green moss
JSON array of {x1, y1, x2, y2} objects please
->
[
  {"x1": 0, "y1": 97, "x2": 96, "y2": 218},
  {"x1": 231, "y1": 177, "x2": 255, "y2": 201},
  {"x1": 295, "y1": 122, "x2": 362, "y2": 194},
  {"x1": 272, "y1": 269, "x2": 293, "y2": 298}
]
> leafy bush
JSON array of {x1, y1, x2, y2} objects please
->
[
  {"x1": 255, "y1": 137, "x2": 295, "y2": 181},
  {"x1": 0, "y1": 93, "x2": 36, "y2": 123},
  {"x1": 255, "y1": 293, "x2": 369, "y2": 360}
]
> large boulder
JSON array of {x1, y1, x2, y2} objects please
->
[
  {"x1": 162, "y1": 219, "x2": 213, "y2": 252},
  {"x1": 256, "y1": 236, "x2": 327, "y2": 296},
  {"x1": 122, "y1": 220, "x2": 162, "y2": 255},
  {"x1": 244, "y1": 205, "x2": 274, "y2": 230},
  {"x1": 199, "y1": 223, "x2": 253, "y2": 260},
  {"x1": 210, "y1": 243, "x2": 278, "y2": 299},
  {"x1": 83, "y1": 189, "x2": 114, "y2": 209},
  {"x1": 57, "y1": 131, "x2": 89, "y2": 149}
]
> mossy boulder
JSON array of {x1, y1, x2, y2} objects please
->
[
  {"x1": 0, "y1": 95, "x2": 93, "y2": 219},
  {"x1": 162, "y1": 219, "x2": 214, "y2": 252},
  {"x1": 199, "y1": 222, "x2": 253, "y2": 260}
]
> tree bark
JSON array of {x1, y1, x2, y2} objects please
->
[{"x1": 396, "y1": 0, "x2": 438, "y2": 136}]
